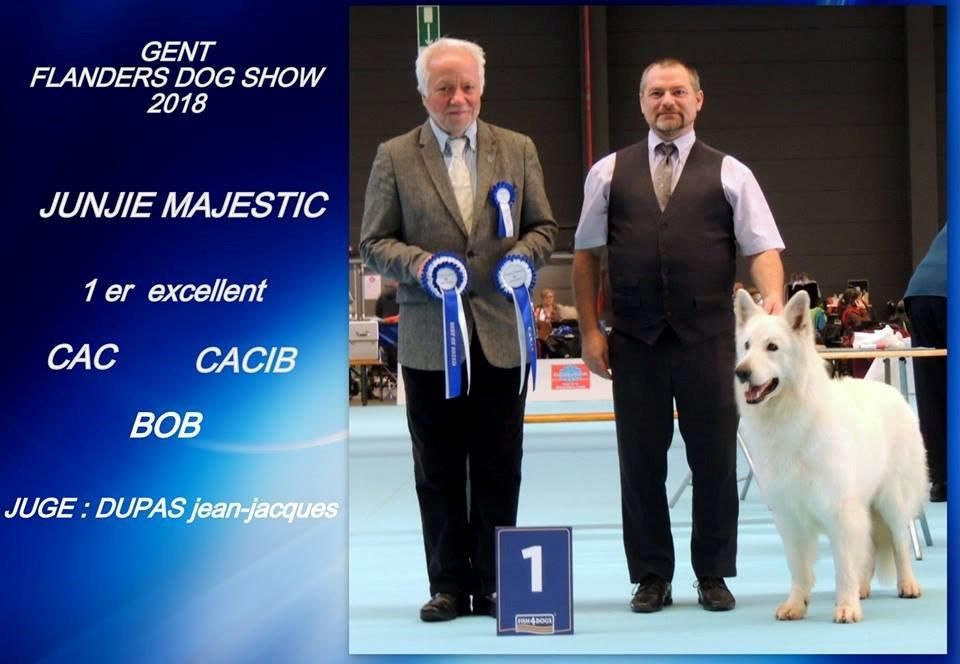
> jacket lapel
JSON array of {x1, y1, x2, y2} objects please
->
[
  {"x1": 418, "y1": 122, "x2": 468, "y2": 237},
  {"x1": 473, "y1": 120, "x2": 498, "y2": 229}
]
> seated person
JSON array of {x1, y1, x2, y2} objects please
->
[
  {"x1": 810, "y1": 298, "x2": 828, "y2": 342},
  {"x1": 534, "y1": 288, "x2": 562, "y2": 324},
  {"x1": 534, "y1": 288, "x2": 561, "y2": 355},
  {"x1": 837, "y1": 287, "x2": 874, "y2": 378},
  {"x1": 840, "y1": 287, "x2": 871, "y2": 332},
  {"x1": 533, "y1": 290, "x2": 581, "y2": 358}
]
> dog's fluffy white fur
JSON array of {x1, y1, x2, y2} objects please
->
[{"x1": 734, "y1": 289, "x2": 927, "y2": 623}]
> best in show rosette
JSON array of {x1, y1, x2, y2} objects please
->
[
  {"x1": 489, "y1": 181, "x2": 516, "y2": 238},
  {"x1": 420, "y1": 252, "x2": 471, "y2": 399},
  {"x1": 494, "y1": 254, "x2": 538, "y2": 393}
]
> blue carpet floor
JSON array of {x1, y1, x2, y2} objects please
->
[{"x1": 348, "y1": 400, "x2": 948, "y2": 655}]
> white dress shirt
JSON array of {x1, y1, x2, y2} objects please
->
[{"x1": 574, "y1": 130, "x2": 784, "y2": 256}]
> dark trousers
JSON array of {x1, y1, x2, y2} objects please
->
[
  {"x1": 402, "y1": 339, "x2": 528, "y2": 597},
  {"x1": 609, "y1": 328, "x2": 739, "y2": 583},
  {"x1": 905, "y1": 296, "x2": 947, "y2": 484}
]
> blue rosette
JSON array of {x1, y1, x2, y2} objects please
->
[
  {"x1": 489, "y1": 181, "x2": 516, "y2": 238},
  {"x1": 494, "y1": 254, "x2": 538, "y2": 393},
  {"x1": 420, "y1": 252, "x2": 471, "y2": 399}
]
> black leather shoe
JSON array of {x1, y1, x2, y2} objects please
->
[
  {"x1": 419, "y1": 593, "x2": 471, "y2": 622},
  {"x1": 630, "y1": 574, "x2": 671, "y2": 612},
  {"x1": 930, "y1": 482, "x2": 947, "y2": 503},
  {"x1": 697, "y1": 577, "x2": 736, "y2": 611},
  {"x1": 473, "y1": 592, "x2": 497, "y2": 617}
]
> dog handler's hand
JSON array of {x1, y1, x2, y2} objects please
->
[
  {"x1": 581, "y1": 329, "x2": 612, "y2": 380},
  {"x1": 763, "y1": 293, "x2": 784, "y2": 315}
]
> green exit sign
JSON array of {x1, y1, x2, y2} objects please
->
[{"x1": 417, "y1": 6, "x2": 440, "y2": 48}]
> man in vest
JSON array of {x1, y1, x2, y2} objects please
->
[{"x1": 572, "y1": 58, "x2": 784, "y2": 613}]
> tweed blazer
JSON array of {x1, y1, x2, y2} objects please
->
[{"x1": 359, "y1": 119, "x2": 557, "y2": 370}]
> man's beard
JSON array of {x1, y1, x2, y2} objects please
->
[{"x1": 654, "y1": 113, "x2": 684, "y2": 132}]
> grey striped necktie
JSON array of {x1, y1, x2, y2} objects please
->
[{"x1": 654, "y1": 142, "x2": 677, "y2": 211}]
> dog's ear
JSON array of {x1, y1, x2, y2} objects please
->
[
  {"x1": 734, "y1": 289, "x2": 760, "y2": 328},
  {"x1": 783, "y1": 290, "x2": 811, "y2": 333}
]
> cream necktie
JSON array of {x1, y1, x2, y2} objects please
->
[
  {"x1": 448, "y1": 137, "x2": 474, "y2": 230},
  {"x1": 654, "y1": 142, "x2": 677, "y2": 212}
]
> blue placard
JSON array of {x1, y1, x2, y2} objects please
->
[{"x1": 495, "y1": 526, "x2": 573, "y2": 635}]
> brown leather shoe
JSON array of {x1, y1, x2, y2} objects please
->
[
  {"x1": 630, "y1": 574, "x2": 672, "y2": 612},
  {"x1": 697, "y1": 577, "x2": 736, "y2": 611},
  {"x1": 473, "y1": 592, "x2": 497, "y2": 617},
  {"x1": 419, "y1": 593, "x2": 471, "y2": 622}
]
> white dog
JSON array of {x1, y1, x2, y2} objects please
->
[{"x1": 733, "y1": 289, "x2": 927, "y2": 623}]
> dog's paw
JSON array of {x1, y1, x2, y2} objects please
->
[
  {"x1": 833, "y1": 604, "x2": 862, "y2": 623},
  {"x1": 775, "y1": 600, "x2": 807, "y2": 621},
  {"x1": 859, "y1": 583, "x2": 871, "y2": 600},
  {"x1": 898, "y1": 578, "x2": 922, "y2": 598}
]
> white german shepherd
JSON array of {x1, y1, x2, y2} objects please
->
[{"x1": 733, "y1": 289, "x2": 927, "y2": 623}]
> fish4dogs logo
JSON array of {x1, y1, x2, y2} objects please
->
[
  {"x1": 550, "y1": 363, "x2": 590, "y2": 390},
  {"x1": 515, "y1": 613, "x2": 555, "y2": 634}
]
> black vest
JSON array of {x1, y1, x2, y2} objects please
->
[{"x1": 608, "y1": 138, "x2": 736, "y2": 344}]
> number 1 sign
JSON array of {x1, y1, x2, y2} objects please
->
[{"x1": 495, "y1": 527, "x2": 573, "y2": 635}]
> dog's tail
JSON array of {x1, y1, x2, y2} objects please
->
[{"x1": 870, "y1": 507, "x2": 896, "y2": 585}]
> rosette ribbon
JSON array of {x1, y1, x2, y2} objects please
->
[
  {"x1": 421, "y1": 253, "x2": 471, "y2": 399},
  {"x1": 495, "y1": 254, "x2": 537, "y2": 394},
  {"x1": 490, "y1": 181, "x2": 516, "y2": 238}
]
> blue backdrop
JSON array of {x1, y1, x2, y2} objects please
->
[{"x1": 3, "y1": 2, "x2": 348, "y2": 661}]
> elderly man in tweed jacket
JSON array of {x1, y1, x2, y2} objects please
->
[{"x1": 360, "y1": 37, "x2": 556, "y2": 622}]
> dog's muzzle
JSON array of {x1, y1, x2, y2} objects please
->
[{"x1": 743, "y1": 378, "x2": 779, "y2": 405}]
